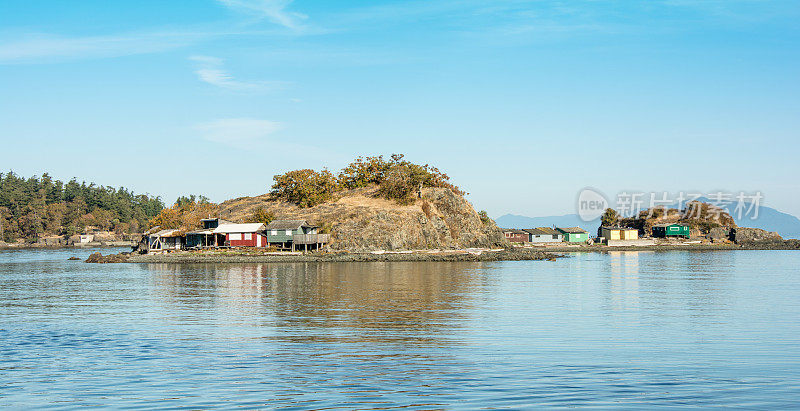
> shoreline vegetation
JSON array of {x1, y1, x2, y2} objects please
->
[{"x1": 0, "y1": 172, "x2": 163, "y2": 243}]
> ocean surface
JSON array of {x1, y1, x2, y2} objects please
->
[{"x1": 1, "y1": 248, "x2": 799, "y2": 408}]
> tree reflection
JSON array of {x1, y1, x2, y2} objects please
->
[{"x1": 147, "y1": 262, "x2": 485, "y2": 347}]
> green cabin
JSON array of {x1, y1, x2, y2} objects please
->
[
  {"x1": 265, "y1": 219, "x2": 319, "y2": 246},
  {"x1": 652, "y1": 223, "x2": 690, "y2": 238},
  {"x1": 556, "y1": 227, "x2": 589, "y2": 243}
]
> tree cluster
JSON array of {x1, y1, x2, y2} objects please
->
[
  {"x1": 148, "y1": 195, "x2": 219, "y2": 232},
  {"x1": 612, "y1": 201, "x2": 737, "y2": 235},
  {"x1": 270, "y1": 169, "x2": 339, "y2": 208},
  {"x1": 246, "y1": 206, "x2": 276, "y2": 226},
  {"x1": 0, "y1": 172, "x2": 164, "y2": 241},
  {"x1": 270, "y1": 154, "x2": 464, "y2": 207}
]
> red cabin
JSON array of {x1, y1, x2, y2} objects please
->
[
  {"x1": 215, "y1": 223, "x2": 269, "y2": 247},
  {"x1": 502, "y1": 229, "x2": 529, "y2": 243}
]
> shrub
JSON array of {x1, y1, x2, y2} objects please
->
[
  {"x1": 271, "y1": 169, "x2": 339, "y2": 208},
  {"x1": 478, "y1": 210, "x2": 491, "y2": 224},
  {"x1": 338, "y1": 155, "x2": 392, "y2": 189},
  {"x1": 270, "y1": 154, "x2": 465, "y2": 207},
  {"x1": 247, "y1": 206, "x2": 275, "y2": 225},
  {"x1": 149, "y1": 197, "x2": 219, "y2": 231},
  {"x1": 375, "y1": 154, "x2": 464, "y2": 203},
  {"x1": 317, "y1": 220, "x2": 334, "y2": 234},
  {"x1": 600, "y1": 208, "x2": 618, "y2": 227},
  {"x1": 377, "y1": 164, "x2": 418, "y2": 205}
]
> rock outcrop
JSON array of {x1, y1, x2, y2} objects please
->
[
  {"x1": 708, "y1": 227, "x2": 730, "y2": 242},
  {"x1": 619, "y1": 202, "x2": 737, "y2": 236},
  {"x1": 85, "y1": 252, "x2": 130, "y2": 263},
  {"x1": 219, "y1": 186, "x2": 506, "y2": 252},
  {"x1": 731, "y1": 227, "x2": 783, "y2": 244}
]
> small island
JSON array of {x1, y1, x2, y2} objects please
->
[{"x1": 2, "y1": 156, "x2": 797, "y2": 264}]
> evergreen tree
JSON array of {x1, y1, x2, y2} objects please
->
[{"x1": 0, "y1": 171, "x2": 164, "y2": 241}]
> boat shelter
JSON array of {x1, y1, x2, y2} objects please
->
[{"x1": 148, "y1": 228, "x2": 185, "y2": 251}]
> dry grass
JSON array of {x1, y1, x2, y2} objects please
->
[
  {"x1": 422, "y1": 201, "x2": 432, "y2": 219},
  {"x1": 211, "y1": 185, "x2": 502, "y2": 251}
]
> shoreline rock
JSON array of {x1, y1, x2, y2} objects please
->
[
  {"x1": 85, "y1": 252, "x2": 131, "y2": 263},
  {"x1": 128, "y1": 248, "x2": 560, "y2": 264}
]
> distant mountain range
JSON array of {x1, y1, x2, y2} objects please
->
[{"x1": 496, "y1": 199, "x2": 800, "y2": 239}]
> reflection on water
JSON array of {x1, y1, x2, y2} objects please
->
[
  {"x1": 1, "y1": 249, "x2": 799, "y2": 408},
  {"x1": 148, "y1": 262, "x2": 484, "y2": 346},
  {"x1": 608, "y1": 251, "x2": 642, "y2": 310}
]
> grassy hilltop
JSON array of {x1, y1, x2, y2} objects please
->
[{"x1": 217, "y1": 155, "x2": 506, "y2": 251}]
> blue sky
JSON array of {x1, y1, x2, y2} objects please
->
[{"x1": 1, "y1": 0, "x2": 799, "y2": 217}]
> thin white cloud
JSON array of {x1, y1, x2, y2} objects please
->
[
  {"x1": 189, "y1": 55, "x2": 284, "y2": 91},
  {"x1": 0, "y1": 31, "x2": 205, "y2": 64},
  {"x1": 195, "y1": 118, "x2": 282, "y2": 147},
  {"x1": 217, "y1": 0, "x2": 308, "y2": 31},
  {"x1": 0, "y1": 1, "x2": 312, "y2": 65}
]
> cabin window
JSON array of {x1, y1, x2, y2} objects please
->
[
  {"x1": 230, "y1": 233, "x2": 241, "y2": 241},
  {"x1": 270, "y1": 230, "x2": 277, "y2": 235},
  {"x1": 244, "y1": 233, "x2": 252, "y2": 240},
  {"x1": 286, "y1": 229, "x2": 292, "y2": 235}
]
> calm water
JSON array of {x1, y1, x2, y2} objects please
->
[{"x1": 1, "y1": 248, "x2": 799, "y2": 408}]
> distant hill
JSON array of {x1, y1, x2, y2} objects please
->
[
  {"x1": 724, "y1": 201, "x2": 800, "y2": 239},
  {"x1": 496, "y1": 201, "x2": 800, "y2": 239}
]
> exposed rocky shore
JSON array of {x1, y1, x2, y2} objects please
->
[
  {"x1": 116, "y1": 248, "x2": 560, "y2": 264},
  {"x1": 83, "y1": 239, "x2": 800, "y2": 264},
  {"x1": 533, "y1": 241, "x2": 800, "y2": 253},
  {"x1": 85, "y1": 252, "x2": 132, "y2": 263}
]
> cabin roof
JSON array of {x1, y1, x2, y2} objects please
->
[
  {"x1": 522, "y1": 228, "x2": 548, "y2": 235},
  {"x1": 265, "y1": 220, "x2": 317, "y2": 230},
  {"x1": 186, "y1": 229, "x2": 216, "y2": 235},
  {"x1": 150, "y1": 228, "x2": 182, "y2": 238},
  {"x1": 557, "y1": 226, "x2": 587, "y2": 234},
  {"x1": 213, "y1": 223, "x2": 266, "y2": 234},
  {"x1": 653, "y1": 223, "x2": 687, "y2": 228}
]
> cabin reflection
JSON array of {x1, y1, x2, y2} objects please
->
[
  {"x1": 147, "y1": 262, "x2": 484, "y2": 346},
  {"x1": 607, "y1": 251, "x2": 642, "y2": 310},
  {"x1": 600, "y1": 251, "x2": 734, "y2": 318}
]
